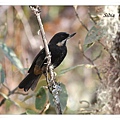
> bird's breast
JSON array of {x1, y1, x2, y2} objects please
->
[{"x1": 49, "y1": 45, "x2": 67, "y2": 68}]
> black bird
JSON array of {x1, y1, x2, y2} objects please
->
[{"x1": 19, "y1": 32, "x2": 76, "y2": 92}]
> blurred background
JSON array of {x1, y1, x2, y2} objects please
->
[{"x1": 0, "y1": 6, "x2": 104, "y2": 114}]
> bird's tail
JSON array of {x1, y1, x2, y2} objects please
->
[{"x1": 18, "y1": 72, "x2": 41, "y2": 92}]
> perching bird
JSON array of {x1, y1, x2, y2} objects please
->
[{"x1": 18, "y1": 32, "x2": 76, "y2": 92}]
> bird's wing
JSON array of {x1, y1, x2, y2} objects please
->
[{"x1": 28, "y1": 48, "x2": 46, "y2": 73}]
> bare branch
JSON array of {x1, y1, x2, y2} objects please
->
[
  {"x1": 83, "y1": 53, "x2": 103, "y2": 82},
  {"x1": 0, "y1": 86, "x2": 18, "y2": 106},
  {"x1": 2, "y1": 83, "x2": 10, "y2": 92},
  {"x1": 88, "y1": 12, "x2": 97, "y2": 24},
  {"x1": 78, "y1": 41, "x2": 105, "y2": 86},
  {"x1": 39, "y1": 101, "x2": 50, "y2": 114},
  {"x1": 98, "y1": 41, "x2": 111, "y2": 55},
  {"x1": 14, "y1": 92, "x2": 28, "y2": 95},
  {"x1": 92, "y1": 50, "x2": 102, "y2": 62},
  {"x1": 29, "y1": 6, "x2": 62, "y2": 114},
  {"x1": 14, "y1": 6, "x2": 37, "y2": 50},
  {"x1": 74, "y1": 7, "x2": 89, "y2": 32}
]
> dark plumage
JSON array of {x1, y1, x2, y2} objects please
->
[{"x1": 18, "y1": 32, "x2": 76, "y2": 91}]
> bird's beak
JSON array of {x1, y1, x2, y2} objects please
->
[
  {"x1": 68, "y1": 32, "x2": 76, "y2": 39},
  {"x1": 57, "y1": 32, "x2": 76, "y2": 46}
]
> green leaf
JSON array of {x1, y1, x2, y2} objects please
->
[
  {"x1": 83, "y1": 42, "x2": 95, "y2": 52},
  {"x1": 48, "y1": 83, "x2": 68, "y2": 113},
  {"x1": 5, "y1": 100, "x2": 13, "y2": 112},
  {"x1": 0, "y1": 64, "x2": 5, "y2": 84},
  {"x1": 59, "y1": 64, "x2": 94, "y2": 75},
  {"x1": 35, "y1": 79, "x2": 47, "y2": 92},
  {"x1": 35, "y1": 87, "x2": 47, "y2": 110},
  {"x1": 0, "y1": 42, "x2": 24, "y2": 74},
  {"x1": 83, "y1": 25, "x2": 107, "y2": 51},
  {"x1": 22, "y1": 94, "x2": 34, "y2": 102},
  {"x1": 26, "y1": 109, "x2": 38, "y2": 114}
]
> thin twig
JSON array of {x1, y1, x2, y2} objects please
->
[
  {"x1": 74, "y1": 7, "x2": 89, "y2": 32},
  {"x1": 92, "y1": 50, "x2": 102, "y2": 62},
  {"x1": 2, "y1": 83, "x2": 10, "y2": 92},
  {"x1": 29, "y1": 6, "x2": 62, "y2": 114},
  {"x1": 98, "y1": 41, "x2": 111, "y2": 55},
  {"x1": 83, "y1": 53, "x2": 102, "y2": 82},
  {"x1": 88, "y1": 12, "x2": 97, "y2": 24},
  {"x1": 14, "y1": 92, "x2": 28, "y2": 95},
  {"x1": 78, "y1": 41, "x2": 105, "y2": 85},
  {"x1": 39, "y1": 101, "x2": 50, "y2": 114},
  {"x1": 14, "y1": 6, "x2": 36, "y2": 50},
  {"x1": 0, "y1": 86, "x2": 18, "y2": 106}
]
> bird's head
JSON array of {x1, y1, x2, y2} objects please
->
[{"x1": 49, "y1": 32, "x2": 76, "y2": 46}]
